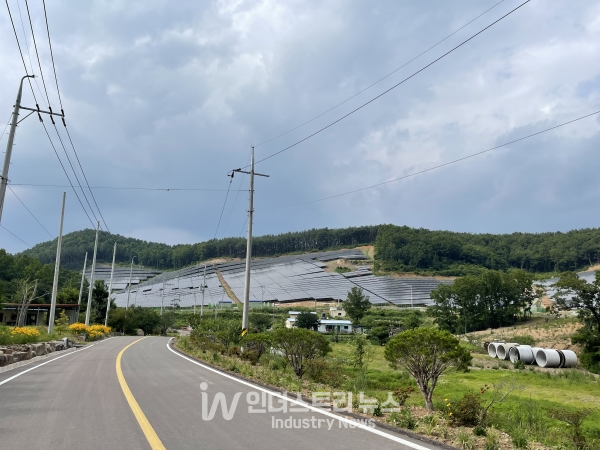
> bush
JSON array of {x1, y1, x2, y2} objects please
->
[
  {"x1": 271, "y1": 328, "x2": 332, "y2": 378},
  {"x1": 388, "y1": 408, "x2": 417, "y2": 430},
  {"x1": 69, "y1": 322, "x2": 87, "y2": 334},
  {"x1": 484, "y1": 427, "x2": 501, "y2": 450},
  {"x1": 305, "y1": 358, "x2": 344, "y2": 387},
  {"x1": 505, "y1": 334, "x2": 536, "y2": 346},
  {"x1": 455, "y1": 428, "x2": 476, "y2": 450},
  {"x1": 448, "y1": 391, "x2": 484, "y2": 426},
  {"x1": 510, "y1": 426, "x2": 529, "y2": 449}
]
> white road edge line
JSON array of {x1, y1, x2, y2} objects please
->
[
  {"x1": 0, "y1": 344, "x2": 96, "y2": 386},
  {"x1": 166, "y1": 339, "x2": 432, "y2": 450}
]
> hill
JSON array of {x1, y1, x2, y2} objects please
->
[{"x1": 16, "y1": 224, "x2": 600, "y2": 275}]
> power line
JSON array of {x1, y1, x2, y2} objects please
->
[
  {"x1": 0, "y1": 223, "x2": 31, "y2": 247},
  {"x1": 262, "y1": 110, "x2": 600, "y2": 211},
  {"x1": 39, "y1": 120, "x2": 95, "y2": 228},
  {"x1": 7, "y1": 184, "x2": 53, "y2": 238},
  {"x1": 42, "y1": 0, "x2": 63, "y2": 110},
  {"x1": 250, "y1": 0, "x2": 531, "y2": 168},
  {"x1": 4, "y1": 0, "x2": 37, "y2": 103},
  {"x1": 63, "y1": 127, "x2": 110, "y2": 232},
  {"x1": 51, "y1": 124, "x2": 99, "y2": 224},
  {"x1": 9, "y1": 183, "x2": 243, "y2": 192},
  {"x1": 222, "y1": 153, "x2": 251, "y2": 236},
  {"x1": 15, "y1": 0, "x2": 45, "y2": 101},
  {"x1": 255, "y1": 0, "x2": 506, "y2": 148},
  {"x1": 213, "y1": 174, "x2": 234, "y2": 239},
  {"x1": 24, "y1": 0, "x2": 51, "y2": 106}
]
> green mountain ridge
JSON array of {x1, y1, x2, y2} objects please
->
[{"x1": 15, "y1": 224, "x2": 600, "y2": 276}]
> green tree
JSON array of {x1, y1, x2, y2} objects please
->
[
  {"x1": 554, "y1": 271, "x2": 600, "y2": 373},
  {"x1": 271, "y1": 328, "x2": 332, "y2": 377},
  {"x1": 249, "y1": 312, "x2": 273, "y2": 332},
  {"x1": 384, "y1": 328, "x2": 471, "y2": 411},
  {"x1": 295, "y1": 312, "x2": 320, "y2": 331},
  {"x1": 343, "y1": 287, "x2": 371, "y2": 324},
  {"x1": 57, "y1": 287, "x2": 80, "y2": 304},
  {"x1": 403, "y1": 311, "x2": 424, "y2": 330},
  {"x1": 351, "y1": 334, "x2": 372, "y2": 390},
  {"x1": 242, "y1": 332, "x2": 272, "y2": 363},
  {"x1": 369, "y1": 326, "x2": 390, "y2": 345}
]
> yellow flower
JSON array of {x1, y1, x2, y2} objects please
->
[
  {"x1": 444, "y1": 398, "x2": 448, "y2": 401},
  {"x1": 449, "y1": 413, "x2": 453, "y2": 416},
  {"x1": 447, "y1": 403, "x2": 451, "y2": 407}
]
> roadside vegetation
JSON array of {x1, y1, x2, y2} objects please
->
[{"x1": 173, "y1": 280, "x2": 600, "y2": 450}]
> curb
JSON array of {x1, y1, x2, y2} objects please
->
[
  {"x1": 0, "y1": 346, "x2": 80, "y2": 375},
  {"x1": 169, "y1": 340, "x2": 459, "y2": 450}
]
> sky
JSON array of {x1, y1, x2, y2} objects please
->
[{"x1": 1, "y1": 0, "x2": 599, "y2": 254}]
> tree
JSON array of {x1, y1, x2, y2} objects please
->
[
  {"x1": 242, "y1": 332, "x2": 272, "y2": 362},
  {"x1": 384, "y1": 328, "x2": 471, "y2": 411},
  {"x1": 403, "y1": 311, "x2": 424, "y2": 330},
  {"x1": 554, "y1": 271, "x2": 600, "y2": 373},
  {"x1": 351, "y1": 334, "x2": 372, "y2": 390},
  {"x1": 369, "y1": 326, "x2": 390, "y2": 345},
  {"x1": 295, "y1": 312, "x2": 320, "y2": 331},
  {"x1": 343, "y1": 287, "x2": 371, "y2": 324},
  {"x1": 15, "y1": 278, "x2": 37, "y2": 326},
  {"x1": 57, "y1": 287, "x2": 80, "y2": 304},
  {"x1": 249, "y1": 312, "x2": 273, "y2": 332},
  {"x1": 271, "y1": 328, "x2": 332, "y2": 377}
]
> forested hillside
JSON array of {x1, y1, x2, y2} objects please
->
[
  {"x1": 19, "y1": 226, "x2": 379, "y2": 270},
  {"x1": 374, "y1": 224, "x2": 600, "y2": 275},
  {"x1": 0, "y1": 250, "x2": 83, "y2": 304},
  {"x1": 14, "y1": 224, "x2": 600, "y2": 275}
]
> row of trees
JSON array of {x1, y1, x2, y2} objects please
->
[
  {"x1": 20, "y1": 226, "x2": 379, "y2": 270},
  {"x1": 428, "y1": 269, "x2": 540, "y2": 333},
  {"x1": 375, "y1": 224, "x2": 600, "y2": 275}
]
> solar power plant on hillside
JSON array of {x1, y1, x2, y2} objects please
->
[{"x1": 111, "y1": 249, "x2": 451, "y2": 308}]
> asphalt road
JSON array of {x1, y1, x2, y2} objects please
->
[{"x1": 0, "y1": 336, "x2": 446, "y2": 450}]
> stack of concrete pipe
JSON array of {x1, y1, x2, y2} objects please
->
[{"x1": 484, "y1": 341, "x2": 577, "y2": 368}]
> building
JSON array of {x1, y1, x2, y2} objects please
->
[
  {"x1": 329, "y1": 306, "x2": 346, "y2": 318},
  {"x1": 0, "y1": 303, "x2": 79, "y2": 326},
  {"x1": 318, "y1": 319, "x2": 353, "y2": 334}
]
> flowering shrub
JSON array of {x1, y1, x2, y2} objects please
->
[
  {"x1": 69, "y1": 323, "x2": 87, "y2": 334},
  {"x1": 11, "y1": 327, "x2": 41, "y2": 337},
  {"x1": 68, "y1": 323, "x2": 111, "y2": 340}
]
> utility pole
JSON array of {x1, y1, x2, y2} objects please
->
[
  {"x1": 411, "y1": 286, "x2": 413, "y2": 308},
  {"x1": 232, "y1": 146, "x2": 269, "y2": 336},
  {"x1": 85, "y1": 221, "x2": 100, "y2": 326},
  {"x1": 125, "y1": 256, "x2": 136, "y2": 309},
  {"x1": 48, "y1": 192, "x2": 66, "y2": 334},
  {"x1": 192, "y1": 275, "x2": 197, "y2": 315},
  {"x1": 76, "y1": 252, "x2": 88, "y2": 322},
  {"x1": 105, "y1": 242, "x2": 116, "y2": 326},
  {"x1": 201, "y1": 263, "x2": 206, "y2": 317},
  {"x1": 1, "y1": 75, "x2": 64, "y2": 224},
  {"x1": 160, "y1": 281, "x2": 165, "y2": 316}
]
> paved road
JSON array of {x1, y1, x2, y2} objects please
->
[{"x1": 0, "y1": 337, "x2": 445, "y2": 450}]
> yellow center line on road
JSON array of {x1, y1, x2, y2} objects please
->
[{"x1": 116, "y1": 337, "x2": 166, "y2": 450}]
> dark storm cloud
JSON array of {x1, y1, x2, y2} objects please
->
[{"x1": 1, "y1": 0, "x2": 599, "y2": 253}]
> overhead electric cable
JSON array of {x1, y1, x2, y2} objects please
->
[
  {"x1": 24, "y1": 0, "x2": 51, "y2": 106},
  {"x1": 262, "y1": 110, "x2": 600, "y2": 211},
  {"x1": 213, "y1": 174, "x2": 234, "y2": 239},
  {"x1": 9, "y1": 183, "x2": 243, "y2": 192},
  {"x1": 221, "y1": 153, "x2": 251, "y2": 236},
  {"x1": 249, "y1": 0, "x2": 530, "y2": 168},
  {"x1": 62, "y1": 127, "x2": 110, "y2": 232},
  {"x1": 42, "y1": 0, "x2": 63, "y2": 109},
  {"x1": 51, "y1": 124, "x2": 99, "y2": 224},
  {"x1": 255, "y1": 0, "x2": 506, "y2": 148},
  {"x1": 40, "y1": 121, "x2": 95, "y2": 227},
  {"x1": 0, "y1": 224, "x2": 32, "y2": 247},
  {"x1": 5, "y1": 0, "x2": 37, "y2": 103},
  {"x1": 15, "y1": 0, "x2": 45, "y2": 101},
  {"x1": 7, "y1": 185, "x2": 53, "y2": 238}
]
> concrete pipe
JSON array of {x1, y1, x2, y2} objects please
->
[
  {"x1": 487, "y1": 342, "x2": 503, "y2": 358},
  {"x1": 560, "y1": 350, "x2": 578, "y2": 368},
  {"x1": 496, "y1": 343, "x2": 518, "y2": 360},
  {"x1": 535, "y1": 349, "x2": 561, "y2": 368},
  {"x1": 509, "y1": 345, "x2": 536, "y2": 365}
]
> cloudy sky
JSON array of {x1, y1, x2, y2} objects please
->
[{"x1": 1, "y1": 0, "x2": 599, "y2": 253}]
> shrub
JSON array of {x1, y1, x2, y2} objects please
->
[
  {"x1": 473, "y1": 425, "x2": 487, "y2": 437},
  {"x1": 394, "y1": 387, "x2": 414, "y2": 406},
  {"x1": 455, "y1": 428, "x2": 476, "y2": 450},
  {"x1": 505, "y1": 334, "x2": 536, "y2": 346},
  {"x1": 448, "y1": 391, "x2": 484, "y2": 426},
  {"x1": 547, "y1": 408, "x2": 592, "y2": 450},
  {"x1": 305, "y1": 358, "x2": 344, "y2": 387},
  {"x1": 271, "y1": 328, "x2": 332, "y2": 378},
  {"x1": 8, "y1": 326, "x2": 41, "y2": 344},
  {"x1": 510, "y1": 426, "x2": 529, "y2": 449},
  {"x1": 69, "y1": 323, "x2": 87, "y2": 334},
  {"x1": 388, "y1": 408, "x2": 417, "y2": 430},
  {"x1": 484, "y1": 427, "x2": 501, "y2": 450}
]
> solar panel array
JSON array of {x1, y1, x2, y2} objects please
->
[
  {"x1": 111, "y1": 249, "x2": 450, "y2": 308},
  {"x1": 84, "y1": 265, "x2": 162, "y2": 291},
  {"x1": 351, "y1": 276, "x2": 453, "y2": 307}
]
